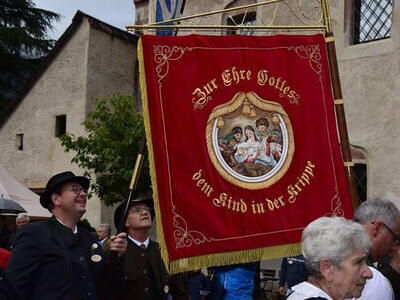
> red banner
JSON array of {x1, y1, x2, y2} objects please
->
[{"x1": 139, "y1": 34, "x2": 353, "y2": 273}]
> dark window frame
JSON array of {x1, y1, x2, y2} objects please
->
[
  {"x1": 16, "y1": 133, "x2": 24, "y2": 151},
  {"x1": 55, "y1": 115, "x2": 67, "y2": 137},
  {"x1": 351, "y1": 0, "x2": 392, "y2": 44},
  {"x1": 354, "y1": 162, "x2": 367, "y2": 204}
]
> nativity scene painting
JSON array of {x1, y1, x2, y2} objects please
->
[{"x1": 206, "y1": 92, "x2": 294, "y2": 189}]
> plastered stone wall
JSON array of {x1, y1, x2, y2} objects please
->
[{"x1": 86, "y1": 26, "x2": 138, "y2": 112}]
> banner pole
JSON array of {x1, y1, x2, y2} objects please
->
[
  {"x1": 321, "y1": 0, "x2": 359, "y2": 209},
  {"x1": 115, "y1": 136, "x2": 147, "y2": 233}
]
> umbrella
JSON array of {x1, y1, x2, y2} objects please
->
[
  {"x1": 0, "y1": 165, "x2": 50, "y2": 218},
  {"x1": 0, "y1": 195, "x2": 26, "y2": 215}
]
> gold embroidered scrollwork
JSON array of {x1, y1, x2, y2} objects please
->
[
  {"x1": 173, "y1": 206, "x2": 210, "y2": 248},
  {"x1": 153, "y1": 45, "x2": 191, "y2": 83},
  {"x1": 289, "y1": 44, "x2": 322, "y2": 76}
]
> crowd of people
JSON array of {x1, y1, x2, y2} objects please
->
[
  {"x1": 285, "y1": 198, "x2": 400, "y2": 300},
  {"x1": 0, "y1": 170, "x2": 400, "y2": 300}
]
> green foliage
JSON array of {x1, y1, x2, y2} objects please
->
[
  {"x1": 60, "y1": 94, "x2": 150, "y2": 206},
  {"x1": 0, "y1": 0, "x2": 60, "y2": 109}
]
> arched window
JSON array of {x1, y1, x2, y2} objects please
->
[
  {"x1": 222, "y1": 0, "x2": 257, "y2": 36},
  {"x1": 351, "y1": 144, "x2": 368, "y2": 204}
]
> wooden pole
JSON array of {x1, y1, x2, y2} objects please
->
[
  {"x1": 116, "y1": 137, "x2": 147, "y2": 233},
  {"x1": 321, "y1": 0, "x2": 359, "y2": 209}
]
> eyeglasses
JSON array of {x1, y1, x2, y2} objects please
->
[
  {"x1": 382, "y1": 222, "x2": 400, "y2": 244},
  {"x1": 131, "y1": 206, "x2": 151, "y2": 214},
  {"x1": 65, "y1": 185, "x2": 87, "y2": 195}
]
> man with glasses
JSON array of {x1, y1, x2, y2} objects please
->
[
  {"x1": 112, "y1": 196, "x2": 171, "y2": 300},
  {"x1": 348, "y1": 198, "x2": 400, "y2": 300},
  {"x1": 7, "y1": 171, "x2": 127, "y2": 300}
]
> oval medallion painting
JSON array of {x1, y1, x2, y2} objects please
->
[{"x1": 206, "y1": 92, "x2": 295, "y2": 190}]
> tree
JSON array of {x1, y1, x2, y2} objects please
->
[
  {"x1": 0, "y1": 0, "x2": 60, "y2": 111},
  {"x1": 60, "y1": 94, "x2": 150, "y2": 206}
]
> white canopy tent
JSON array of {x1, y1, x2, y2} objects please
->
[{"x1": 0, "y1": 165, "x2": 50, "y2": 218}]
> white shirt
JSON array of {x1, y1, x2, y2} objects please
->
[
  {"x1": 288, "y1": 281, "x2": 332, "y2": 300},
  {"x1": 99, "y1": 237, "x2": 108, "y2": 245},
  {"x1": 347, "y1": 267, "x2": 394, "y2": 300},
  {"x1": 128, "y1": 235, "x2": 149, "y2": 248}
]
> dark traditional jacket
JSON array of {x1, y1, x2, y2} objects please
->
[
  {"x1": 7, "y1": 218, "x2": 106, "y2": 300},
  {"x1": 115, "y1": 239, "x2": 168, "y2": 300},
  {"x1": 0, "y1": 267, "x2": 18, "y2": 300},
  {"x1": 379, "y1": 262, "x2": 400, "y2": 300},
  {"x1": 279, "y1": 255, "x2": 308, "y2": 288},
  {"x1": 169, "y1": 273, "x2": 190, "y2": 300}
]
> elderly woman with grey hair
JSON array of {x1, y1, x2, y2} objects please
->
[{"x1": 288, "y1": 217, "x2": 373, "y2": 300}]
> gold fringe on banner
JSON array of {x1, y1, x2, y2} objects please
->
[
  {"x1": 138, "y1": 38, "x2": 170, "y2": 270},
  {"x1": 138, "y1": 37, "x2": 302, "y2": 274},
  {"x1": 169, "y1": 243, "x2": 302, "y2": 274}
]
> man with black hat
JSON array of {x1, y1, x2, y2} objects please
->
[
  {"x1": 6, "y1": 171, "x2": 127, "y2": 300},
  {"x1": 112, "y1": 195, "x2": 169, "y2": 300}
]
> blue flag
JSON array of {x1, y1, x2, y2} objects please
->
[{"x1": 155, "y1": 0, "x2": 184, "y2": 35}]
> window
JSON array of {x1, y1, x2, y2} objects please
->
[
  {"x1": 16, "y1": 133, "x2": 23, "y2": 151},
  {"x1": 226, "y1": 12, "x2": 256, "y2": 36},
  {"x1": 351, "y1": 145, "x2": 368, "y2": 204},
  {"x1": 55, "y1": 115, "x2": 66, "y2": 137},
  {"x1": 352, "y1": 0, "x2": 392, "y2": 44},
  {"x1": 354, "y1": 163, "x2": 367, "y2": 204}
]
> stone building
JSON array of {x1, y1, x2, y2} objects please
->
[{"x1": 0, "y1": 11, "x2": 139, "y2": 228}]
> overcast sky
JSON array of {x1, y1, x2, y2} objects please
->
[{"x1": 33, "y1": 0, "x2": 136, "y2": 39}]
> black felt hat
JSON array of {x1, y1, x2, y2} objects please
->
[
  {"x1": 113, "y1": 196, "x2": 154, "y2": 230},
  {"x1": 40, "y1": 171, "x2": 90, "y2": 209}
]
